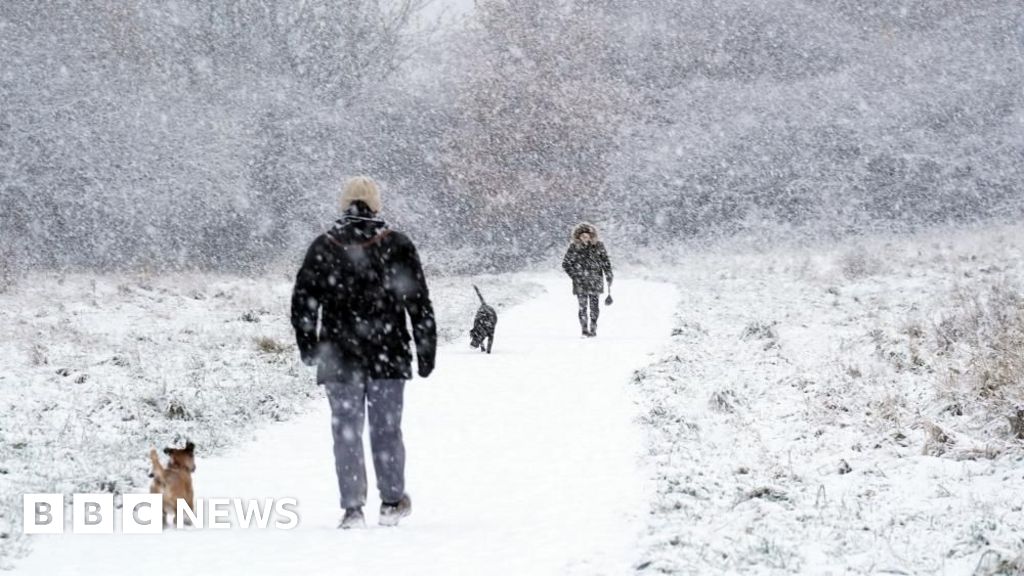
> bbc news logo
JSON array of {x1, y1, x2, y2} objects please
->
[{"x1": 24, "y1": 494, "x2": 299, "y2": 533}]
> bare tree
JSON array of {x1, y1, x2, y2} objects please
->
[
  {"x1": 0, "y1": 0, "x2": 437, "y2": 270},
  {"x1": 440, "y1": 0, "x2": 628, "y2": 262}
]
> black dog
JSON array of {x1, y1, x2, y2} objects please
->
[{"x1": 469, "y1": 285, "x2": 497, "y2": 354}]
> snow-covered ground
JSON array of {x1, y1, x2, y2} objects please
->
[
  {"x1": 629, "y1": 224, "x2": 1024, "y2": 574},
  {"x1": 9, "y1": 278, "x2": 677, "y2": 575},
  {"x1": 3, "y1": 224, "x2": 1023, "y2": 574},
  {"x1": 0, "y1": 271, "x2": 543, "y2": 568}
]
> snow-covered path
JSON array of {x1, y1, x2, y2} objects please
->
[{"x1": 15, "y1": 278, "x2": 677, "y2": 576}]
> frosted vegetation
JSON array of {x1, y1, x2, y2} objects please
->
[
  {"x1": 2, "y1": 1, "x2": 1023, "y2": 572},
  {"x1": 2, "y1": 0, "x2": 1022, "y2": 274},
  {"x1": 629, "y1": 225, "x2": 1024, "y2": 573},
  {"x1": 0, "y1": 272, "x2": 543, "y2": 566}
]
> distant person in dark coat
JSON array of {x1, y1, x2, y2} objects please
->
[
  {"x1": 291, "y1": 176, "x2": 436, "y2": 529},
  {"x1": 561, "y1": 222, "x2": 613, "y2": 337}
]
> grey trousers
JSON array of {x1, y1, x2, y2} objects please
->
[
  {"x1": 324, "y1": 376, "x2": 406, "y2": 510},
  {"x1": 577, "y1": 293, "x2": 600, "y2": 330}
]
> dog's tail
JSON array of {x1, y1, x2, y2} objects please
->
[
  {"x1": 149, "y1": 448, "x2": 165, "y2": 483},
  {"x1": 473, "y1": 284, "x2": 486, "y2": 305}
]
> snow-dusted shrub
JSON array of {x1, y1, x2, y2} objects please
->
[
  {"x1": 28, "y1": 342, "x2": 48, "y2": 367},
  {"x1": 870, "y1": 391, "x2": 909, "y2": 426},
  {"x1": 867, "y1": 318, "x2": 930, "y2": 375},
  {"x1": 914, "y1": 281, "x2": 1024, "y2": 455},
  {"x1": 935, "y1": 284, "x2": 1024, "y2": 402},
  {"x1": 922, "y1": 420, "x2": 954, "y2": 457},
  {"x1": 255, "y1": 335, "x2": 289, "y2": 355},
  {"x1": 741, "y1": 320, "x2": 778, "y2": 340},
  {"x1": 838, "y1": 245, "x2": 887, "y2": 280},
  {"x1": 973, "y1": 548, "x2": 1024, "y2": 576}
]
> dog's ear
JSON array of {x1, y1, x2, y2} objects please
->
[
  {"x1": 184, "y1": 441, "x2": 195, "y2": 453},
  {"x1": 163, "y1": 447, "x2": 173, "y2": 455}
]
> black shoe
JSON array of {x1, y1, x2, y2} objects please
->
[
  {"x1": 588, "y1": 323, "x2": 597, "y2": 337},
  {"x1": 338, "y1": 507, "x2": 365, "y2": 529},
  {"x1": 379, "y1": 494, "x2": 412, "y2": 527}
]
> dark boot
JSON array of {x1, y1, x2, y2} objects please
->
[
  {"x1": 588, "y1": 320, "x2": 597, "y2": 337},
  {"x1": 379, "y1": 494, "x2": 412, "y2": 527},
  {"x1": 339, "y1": 507, "x2": 365, "y2": 529}
]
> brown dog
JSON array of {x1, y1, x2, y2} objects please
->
[{"x1": 149, "y1": 442, "x2": 196, "y2": 527}]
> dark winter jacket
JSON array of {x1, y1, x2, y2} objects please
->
[
  {"x1": 561, "y1": 223, "x2": 613, "y2": 295},
  {"x1": 290, "y1": 211, "x2": 436, "y2": 382}
]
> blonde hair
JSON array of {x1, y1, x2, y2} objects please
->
[{"x1": 339, "y1": 176, "x2": 382, "y2": 213}]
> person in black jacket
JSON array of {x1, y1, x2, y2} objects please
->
[
  {"x1": 291, "y1": 176, "x2": 436, "y2": 529},
  {"x1": 561, "y1": 222, "x2": 613, "y2": 337}
]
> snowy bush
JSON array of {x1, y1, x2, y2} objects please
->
[
  {"x1": 930, "y1": 283, "x2": 1024, "y2": 442},
  {"x1": 974, "y1": 549, "x2": 1024, "y2": 576},
  {"x1": 838, "y1": 245, "x2": 888, "y2": 280}
]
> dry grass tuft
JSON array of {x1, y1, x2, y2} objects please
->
[
  {"x1": 255, "y1": 335, "x2": 289, "y2": 355},
  {"x1": 933, "y1": 283, "x2": 1024, "y2": 437},
  {"x1": 839, "y1": 246, "x2": 887, "y2": 280}
]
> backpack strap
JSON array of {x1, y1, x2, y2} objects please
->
[{"x1": 326, "y1": 229, "x2": 392, "y2": 251}]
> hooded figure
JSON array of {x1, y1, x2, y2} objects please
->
[
  {"x1": 291, "y1": 176, "x2": 435, "y2": 529},
  {"x1": 561, "y1": 222, "x2": 613, "y2": 337}
]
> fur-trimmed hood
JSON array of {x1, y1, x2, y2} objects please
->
[{"x1": 570, "y1": 222, "x2": 600, "y2": 245}]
